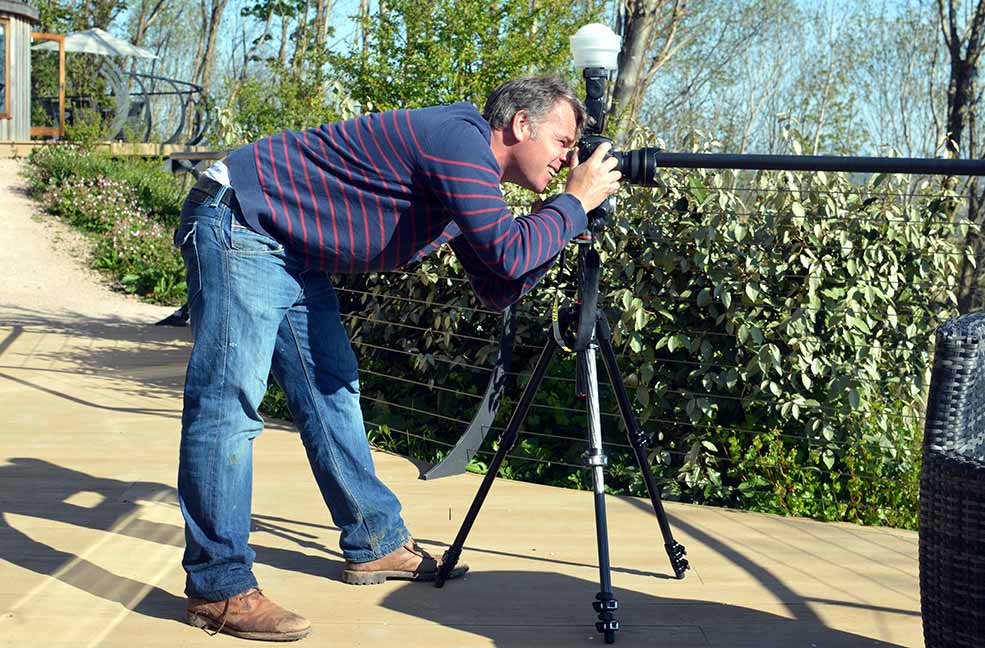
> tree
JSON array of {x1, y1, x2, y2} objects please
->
[
  {"x1": 332, "y1": 0, "x2": 600, "y2": 113},
  {"x1": 634, "y1": 0, "x2": 800, "y2": 153},
  {"x1": 609, "y1": 0, "x2": 689, "y2": 146},
  {"x1": 851, "y1": 1, "x2": 947, "y2": 158},
  {"x1": 937, "y1": 0, "x2": 985, "y2": 312},
  {"x1": 191, "y1": 0, "x2": 230, "y2": 107}
]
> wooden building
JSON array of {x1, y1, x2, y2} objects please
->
[{"x1": 0, "y1": 0, "x2": 39, "y2": 141}]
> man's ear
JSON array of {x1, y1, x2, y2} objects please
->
[{"x1": 510, "y1": 110, "x2": 532, "y2": 142}]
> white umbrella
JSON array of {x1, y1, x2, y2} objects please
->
[{"x1": 32, "y1": 27, "x2": 159, "y2": 59}]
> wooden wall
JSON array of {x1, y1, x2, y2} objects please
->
[{"x1": 0, "y1": 3, "x2": 37, "y2": 141}]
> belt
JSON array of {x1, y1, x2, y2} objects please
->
[{"x1": 188, "y1": 176, "x2": 235, "y2": 208}]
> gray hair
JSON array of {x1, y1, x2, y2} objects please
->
[{"x1": 483, "y1": 76, "x2": 586, "y2": 138}]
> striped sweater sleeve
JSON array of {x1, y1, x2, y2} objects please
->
[
  {"x1": 450, "y1": 236, "x2": 559, "y2": 310},
  {"x1": 414, "y1": 116, "x2": 588, "y2": 280},
  {"x1": 409, "y1": 220, "x2": 561, "y2": 310}
]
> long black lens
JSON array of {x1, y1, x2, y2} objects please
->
[{"x1": 614, "y1": 148, "x2": 660, "y2": 187}]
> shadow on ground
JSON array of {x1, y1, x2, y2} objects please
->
[
  {"x1": 0, "y1": 458, "x2": 915, "y2": 646},
  {"x1": 0, "y1": 458, "x2": 346, "y2": 625},
  {"x1": 0, "y1": 308, "x2": 191, "y2": 403},
  {"x1": 380, "y1": 569, "x2": 907, "y2": 647}
]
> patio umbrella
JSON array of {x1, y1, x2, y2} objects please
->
[{"x1": 31, "y1": 28, "x2": 159, "y2": 59}]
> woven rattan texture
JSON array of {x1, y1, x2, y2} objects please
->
[{"x1": 920, "y1": 311, "x2": 985, "y2": 647}]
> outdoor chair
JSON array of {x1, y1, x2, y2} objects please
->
[{"x1": 920, "y1": 310, "x2": 985, "y2": 647}]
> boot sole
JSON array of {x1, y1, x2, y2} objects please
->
[
  {"x1": 186, "y1": 611, "x2": 312, "y2": 641},
  {"x1": 341, "y1": 564, "x2": 469, "y2": 585}
]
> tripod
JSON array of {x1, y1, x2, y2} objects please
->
[{"x1": 434, "y1": 224, "x2": 690, "y2": 644}]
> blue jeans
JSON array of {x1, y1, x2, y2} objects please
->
[{"x1": 175, "y1": 187, "x2": 410, "y2": 601}]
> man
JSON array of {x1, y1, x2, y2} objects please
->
[{"x1": 175, "y1": 76, "x2": 621, "y2": 641}]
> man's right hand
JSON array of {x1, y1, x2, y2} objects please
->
[{"x1": 564, "y1": 142, "x2": 622, "y2": 213}]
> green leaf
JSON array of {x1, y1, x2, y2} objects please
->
[
  {"x1": 688, "y1": 175, "x2": 708, "y2": 203},
  {"x1": 697, "y1": 288, "x2": 712, "y2": 307},
  {"x1": 822, "y1": 448, "x2": 835, "y2": 469},
  {"x1": 848, "y1": 388, "x2": 860, "y2": 409},
  {"x1": 745, "y1": 282, "x2": 759, "y2": 302},
  {"x1": 811, "y1": 358, "x2": 823, "y2": 376},
  {"x1": 750, "y1": 326, "x2": 764, "y2": 345},
  {"x1": 767, "y1": 344, "x2": 782, "y2": 369}
]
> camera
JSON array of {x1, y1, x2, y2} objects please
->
[
  {"x1": 575, "y1": 57, "x2": 660, "y2": 188},
  {"x1": 577, "y1": 134, "x2": 660, "y2": 187}
]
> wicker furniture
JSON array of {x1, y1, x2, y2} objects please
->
[{"x1": 921, "y1": 311, "x2": 985, "y2": 647}]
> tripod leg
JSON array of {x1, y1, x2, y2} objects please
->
[
  {"x1": 435, "y1": 336, "x2": 560, "y2": 587},
  {"x1": 595, "y1": 315, "x2": 690, "y2": 579},
  {"x1": 580, "y1": 346, "x2": 619, "y2": 644}
]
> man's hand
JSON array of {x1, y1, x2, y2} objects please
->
[{"x1": 564, "y1": 142, "x2": 622, "y2": 212}]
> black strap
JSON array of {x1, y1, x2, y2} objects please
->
[{"x1": 422, "y1": 304, "x2": 517, "y2": 479}]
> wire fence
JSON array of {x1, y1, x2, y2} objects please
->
[{"x1": 311, "y1": 165, "x2": 981, "y2": 529}]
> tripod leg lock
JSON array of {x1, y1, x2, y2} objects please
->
[
  {"x1": 665, "y1": 540, "x2": 690, "y2": 579},
  {"x1": 593, "y1": 592, "x2": 620, "y2": 635},
  {"x1": 583, "y1": 447, "x2": 608, "y2": 467},
  {"x1": 592, "y1": 599, "x2": 618, "y2": 612}
]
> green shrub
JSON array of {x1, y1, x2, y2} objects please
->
[
  {"x1": 277, "y1": 164, "x2": 969, "y2": 531},
  {"x1": 40, "y1": 176, "x2": 139, "y2": 233},
  {"x1": 26, "y1": 145, "x2": 185, "y2": 224},
  {"x1": 94, "y1": 210, "x2": 185, "y2": 302},
  {"x1": 24, "y1": 145, "x2": 186, "y2": 305}
]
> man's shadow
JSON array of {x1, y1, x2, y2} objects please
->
[{"x1": 0, "y1": 458, "x2": 347, "y2": 623}]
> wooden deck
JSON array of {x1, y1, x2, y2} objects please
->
[
  {"x1": 0, "y1": 140, "x2": 215, "y2": 159},
  {"x1": 0, "y1": 316, "x2": 922, "y2": 647}
]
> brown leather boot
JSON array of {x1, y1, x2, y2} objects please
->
[
  {"x1": 186, "y1": 588, "x2": 311, "y2": 641},
  {"x1": 342, "y1": 539, "x2": 469, "y2": 585}
]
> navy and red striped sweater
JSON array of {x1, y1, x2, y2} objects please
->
[{"x1": 225, "y1": 102, "x2": 588, "y2": 310}]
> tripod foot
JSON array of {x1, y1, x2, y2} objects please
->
[
  {"x1": 434, "y1": 549, "x2": 461, "y2": 588},
  {"x1": 665, "y1": 541, "x2": 690, "y2": 579},
  {"x1": 593, "y1": 592, "x2": 619, "y2": 642}
]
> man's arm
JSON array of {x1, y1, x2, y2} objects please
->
[
  {"x1": 415, "y1": 118, "x2": 588, "y2": 280},
  {"x1": 449, "y1": 235, "x2": 558, "y2": 311},
  {"x1": 407, "y1": 220, "x2": 559, "y2": 310}
]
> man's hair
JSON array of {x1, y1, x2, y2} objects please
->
[{"x1": 483, "y1": 76, "x2": 586, "y2": 138}]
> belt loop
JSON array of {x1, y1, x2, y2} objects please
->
[{"x1": 209, "y1": 184, "x2": 229, "y2": 208}]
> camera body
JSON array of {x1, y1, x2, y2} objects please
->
[{"x1": 577, "y1": 68, "x2": 660, "y2": 187}]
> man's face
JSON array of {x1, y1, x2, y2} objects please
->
[{"x1": 509, "y1": 101, "x2": 577, "y2": 193}]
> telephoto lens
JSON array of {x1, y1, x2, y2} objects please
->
[
  {"x1": 578, "y1": 135, "x2": 660, "y2": 187},
  {"x1": 611, "y1": 148, "x2": 660, "y2": 187}
]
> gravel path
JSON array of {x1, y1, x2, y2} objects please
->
[{"x1": 0, "y1": 158, "x2": 175, "y2": 326}]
